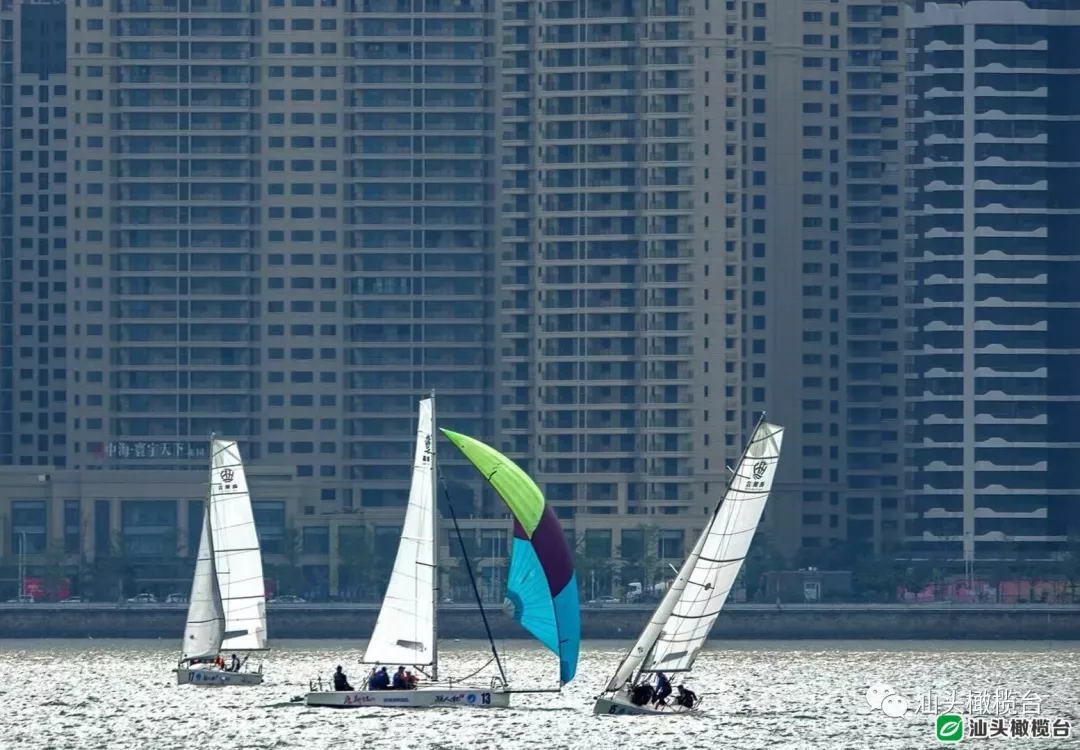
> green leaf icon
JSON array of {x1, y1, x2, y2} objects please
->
[{"x1": 936, "y1": 714, "x2": 964, "y2": 743}]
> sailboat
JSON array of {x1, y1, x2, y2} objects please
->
[
  {"x1": 594, "y1": 416, "x2": 785, "y2": 715},
  {"x1": 305, "y1": 396, "x2": 581, "y2": 708},
  {"x1": 175, "y1": 438, "x2": 269, "y2": 687},
  {"x1": 306, "y1": 395, "x2": 511, "y2": 708}
]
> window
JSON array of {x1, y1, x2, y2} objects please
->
[
  {"x1": 120, "y1": 500, "x2": 177, "y2": 558},
  {"x1": 658, "y1": 530, "x2": 684, "y2": 560},
  {"x1": 302, "y1": 526, "x2": 329, "y2": 555},
  {"x1": 12, "y1": 500, "x2": 48, "y2": 553}
]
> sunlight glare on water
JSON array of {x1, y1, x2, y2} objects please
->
[{"x1": 0, "y1": 639, "x2": 1077, "y2": 749}]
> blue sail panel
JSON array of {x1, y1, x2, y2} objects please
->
[
  {"x1": 551, "y1": 574, "x2": 581, "y2": 684},
  {"x1": 501, "y1": 538, "x2": 581, "y2": 684},
  {"x1": 503, "y1": 537, "x2": 559, "y2": 654}
]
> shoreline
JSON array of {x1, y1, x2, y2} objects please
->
[{"x1": 1, "y1": 603, "x2": 1077, "y2": 640}]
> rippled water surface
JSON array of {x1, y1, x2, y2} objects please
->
[{"x1": 1, "y1": 639, "x2": 1078, "y2": 749}]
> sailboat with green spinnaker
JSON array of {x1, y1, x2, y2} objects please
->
[{"x1": 304, "y1": 397, "x2": 580, "y2": 708}]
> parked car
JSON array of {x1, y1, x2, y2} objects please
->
[
  {"x1": 587, "y1": 596, "x2": 620, "y2": 606},
  {"x1": 126, "y1": 593, "x2": 157, "y2": 604},
  {"x1": 268, "y1": 595, "x2": 306, "y2": 604},
  {"x1": 164, "y1": 593, "x2": 187, "y2": 604},
  {"x1": 5, "y1": 594, "x2": 34, "y2": 604},
  {"x1": 58, "y1": 596, "x2": 84, "y2": 603}
]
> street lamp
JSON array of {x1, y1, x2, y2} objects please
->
[
  {"x1": 18, "y1": 531, "x2": 27, "y2": 599},
  {"x1": 488, "y1": 534, "x2": 500, "y2": 604}
]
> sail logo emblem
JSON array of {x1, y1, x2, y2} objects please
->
[
  {"x1": 752, "y1": 460, "x2": 767, "y2": 480},
  {"x1": 219, "y1": 468, "x2": 238, "y2": 490}
]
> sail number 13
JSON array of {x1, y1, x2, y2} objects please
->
[{"x1": 481, "y1": 693, "x2": 491, "y2": 705}]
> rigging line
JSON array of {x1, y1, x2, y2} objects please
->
[
  {"x1": 437, "y1": 466, "x2": 508, "y2": 687},
  {"x1": 456, "y1": 655, "x2": 497, "y2": 684}
]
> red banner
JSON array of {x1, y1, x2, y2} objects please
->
[{"x1": 22, "y1": 577, "x2": 71, "y2": 601}]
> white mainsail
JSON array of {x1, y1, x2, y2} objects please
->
[
  {"x1": 606, "y1": 418, "x2": 784, "y2": 690},
  {"x1": 364, "y1": 397, "x2": 438, "y2": 672},
  {"x1": 209, "y1": 439, "x2": 268, "y2": 652},
  {"x1": 181, "y1": 505, "x2": 225, "y2": 661}
]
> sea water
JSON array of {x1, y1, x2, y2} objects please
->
[{"x1": 1, "y1": 639, "x2": 1077, "y2": 749}]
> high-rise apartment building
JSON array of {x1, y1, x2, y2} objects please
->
[
  {"x1": 739, "y1": 0, "x2": 905, "y2": 558},
  {"x1": 66, "y1": 0, "x2": 349, "y2": 488},
  {"x1": 1, "y1": 0, "x2": 70, "y2": 469},
  {"x1": 57, "y1": 0, "x2": 499, "y2": 515},
  {"x1": 344, "y1": 0, "x2": 496, "y2": 513},
  {"x1": 496, "y1": 0, "x2": 738, "y2": 562},
  {"x1": 905, "y1": 0, "x2": 1080, "y2": 565}
]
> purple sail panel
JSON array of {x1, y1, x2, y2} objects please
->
[{"x1": 527, "y1": 507, "x2": 575, "y2": 595}]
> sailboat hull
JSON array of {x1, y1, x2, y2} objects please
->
[
  {"x1": 593, "y1": 691, "x2": 697, "y2": 716},
  {"x1": 304, "y1": 687, "x2": 511, "y2": 709},
  {"x1": 176, "y1": 667, "x2": 264, "y2": 687}
]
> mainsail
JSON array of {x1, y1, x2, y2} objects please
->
[
  {"x1": 209, "y1": 439, "x2": 267, "y2": 652},
  {"x1": 365, "y1": 397, "x2": 438, "y2": 672},
  {"x1": 442, "y1": 429, "x2": 581, "y2": 686},
  {"x1": 181, "y1": 504, "x2": 225, "y2": 661},
  {"x1": 605, "y1": 418, "x2": 784, "y2": 690}
]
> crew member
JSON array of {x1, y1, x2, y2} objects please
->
[
  {"x1": 653, "y1": 671, "x2": 672, "y2": 707},
  {"x1": 630, "y1": 682, "x2": 654, "y2": 706},
  {"x1": 675, "y1": 685, "x2": 698, "y2": 710},
  {"x1": 333, "y1": 665, "x2": 353, "y2": 691}
]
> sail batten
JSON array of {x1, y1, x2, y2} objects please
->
[
  {"x1": 364, "y1": 398, "x2": 438, "y2": 668},
  {"x1": 209, "y1": 439, "x2": 268, "y2": 653},
  {"x1": 604, "y1": 419, "x2": 784, "y2": 691}
]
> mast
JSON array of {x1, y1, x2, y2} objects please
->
[
  {"x1": 429, "y1": 389, "x2": 439, "y2": 682},
  {"x1": 204, "y1": 433, "x2": 225, "y2": 656},
  {"x1": 438, "y1": 471, "x2": 508, "y2": 686}
]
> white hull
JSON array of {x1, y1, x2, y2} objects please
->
[
  {"x1": 305, "y1": 686, "x2": 511, "y2": 709},
  {"x1": 594, "y1": 691, "x2": 696, "y2": 716},
  {"x1": 176, "y1": 667, "x2": 263, "y2": 687}
]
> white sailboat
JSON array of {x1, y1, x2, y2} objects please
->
[
  {"x1": 176, "y1": 438, "x2": 268, "y2": 687},
  {"x1": 305, "y1": 395, "x2": 511, "y2": 708},
  {"x1": 594, "y1": 417, "x2": 785, "y2": 715}
]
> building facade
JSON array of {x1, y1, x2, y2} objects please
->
[
  {"x1": 738, "y1": 0, "x2": 906, "y2": 558},
  {"x1": 342, "y1": 0, "x2": 497, "y2": 513},
  {"x1": 495, "y1": 0, "x2": 739, "y2": 564},
  {"x1": 1, "y1": 0, "x2": 70, "y2": 469},
  {"x1": 0, "y1": 0, "x2": 923, "y2": 587},
  {"x1": 905, "y1": 0, "x2": 1080, "y2": 564},
  {"x1": 0, "y1": 466, "x2": 707, "y2": 600},
  {"x1": 58, "y1": 0, "x2": 502, "y2": 517}
]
